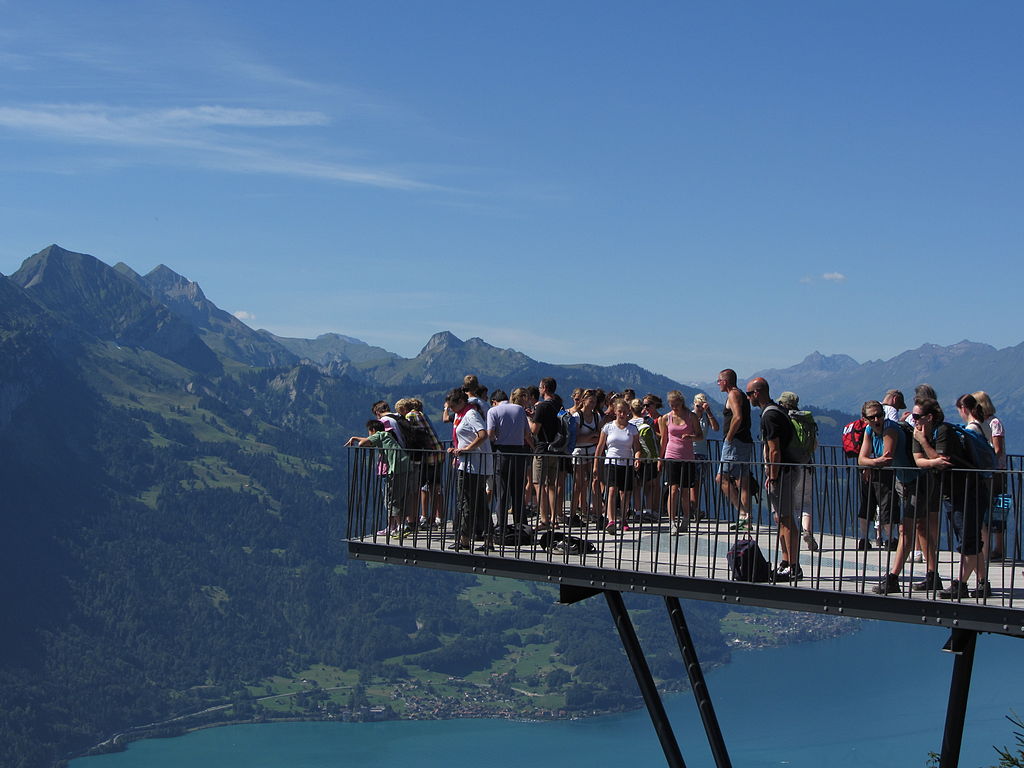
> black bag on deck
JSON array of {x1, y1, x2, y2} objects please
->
[
  {"x1": 496, "y1": 524, "x2": 534, "y2": 546},
  {"x1": 538, "y1": 530, "x2": 596, "y2": 555},
  {"x1": 728, "y1": 537, "x2": 771, "y2": 582}
]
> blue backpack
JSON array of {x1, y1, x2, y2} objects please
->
[{"x1": 950, "y1": 424, "x2": 997, "y2": 479}]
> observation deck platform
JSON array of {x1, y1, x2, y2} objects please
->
[
  {"x1": 345, "y1": 445, "x2": 1024, "y2": 638},
  {"x1": 348, "y1": 515, "x2": 1024, "y2": 638}
]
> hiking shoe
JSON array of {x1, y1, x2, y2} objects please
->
[
  {"x1": 802, "y1": 532, "x2": 819, "y2": 552},
  {"x1": 873, "y1": 573, "x2": 902, "y2": 595},
  {"x1": 673, "y1": 521, "x2": 688, "y2": 535},
  {"x1": 855, "y1": 538, "x2": 872, "y2": 551},
  {"x1": 912, "y1": 571, "x2": 943, "y2": 592},
  {"x1": 605, "y1": 522, "x2": 618, "y2": 535},
  {"x1": 939, "y1": 580, "x2": 969, "y2": 600},
  {"x1": 971, "y1": 580, "x2": 993, "y2": 599},
  {"x1": 773, "y1": 563, "x2": 803, "y2": 582}
]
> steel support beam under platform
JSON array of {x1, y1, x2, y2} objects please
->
[
  {"x1": 939, "y1": 628, "x2": 979, "y2": 768},
  {"x1": 665, "y1": 596, "x2": 732, "y2": 768},
  {"x1": 560, "y1": 585, "x2": 734, "y2": 768}
]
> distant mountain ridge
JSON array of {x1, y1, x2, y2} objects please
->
[
  {"x1": 11, "y1": 245, "x2": 223, "y2": 374},
  {"x1": 261, "y1": 330, "x2": 399, "y2": 366},
  {"x1": 113, "y1": 261, "x2": 299, "y2": 368},
  {"x1": 749, "y1": 343, "x2": 1023, "y2": 449}
]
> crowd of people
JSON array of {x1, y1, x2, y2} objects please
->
[{"x1": 346, "y1": 371, "x2": 1009, "y2": 599}]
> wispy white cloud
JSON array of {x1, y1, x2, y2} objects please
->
[
  {"x1": 0, "y1": 103, "x2": 438, "y2": 190},
  {"x1": 800, "y1": 272, "x2": 848, "y2": 285},
  {"x1": 233, "y1": 310, "x2": 256, "y2": 322}
]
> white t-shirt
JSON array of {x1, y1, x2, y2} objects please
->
[
  {"x1": 378, "y1": 414, "x2": 405, "y2": 447},
  {"x1": 455, "y1": 408, "x2": 492, "y2": 474},
  {"x1": 602, "y1": 421, "x2": 638, "y2": 465},
  {"x1": 985, "y1": 416, "x2": 1006, "y2": 468}
]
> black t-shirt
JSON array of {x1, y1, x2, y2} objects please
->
[
  {"x1": 913, "y1": 421, "x2": 975, "y2": 495},
  {"x1": 760, "y1": 405, "x2": 799, "y2": 465},
  {"x1": 532, "y1": 396, "x2": 563, "y2": 446}
]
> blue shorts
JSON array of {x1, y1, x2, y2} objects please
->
[{"x1": 718, "y1": 440, "x2": 753, "y2": 480}]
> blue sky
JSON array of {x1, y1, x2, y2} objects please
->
[{"x1": 1, "y1": 1, "x2": 1021, "y2": 383}]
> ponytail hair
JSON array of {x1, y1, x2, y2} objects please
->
[{"x1": 956, "y1": 393, "x2": 984, "y2": 422}]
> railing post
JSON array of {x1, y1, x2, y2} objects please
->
[{"x1": 664, "y1": 596, "x2": 732, "y2": 768}]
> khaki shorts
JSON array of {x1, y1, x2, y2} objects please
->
[{"x1": 533, "y1": 454, "x2": 561, "y2": 486}]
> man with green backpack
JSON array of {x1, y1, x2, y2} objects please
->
[{"x1": 778, "y1": 392, "x2": 819, "y2": 552}]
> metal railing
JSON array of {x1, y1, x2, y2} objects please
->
[{"x1": 345, "y1": 440, "x2": 1023, "y2": 607}]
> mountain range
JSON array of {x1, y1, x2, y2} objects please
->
[{"x1": 746, "y1": 345, "x2": 1023, "y2": 449}]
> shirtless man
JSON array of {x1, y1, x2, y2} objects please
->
[{"x1": 715, "y1": 369, "x2": 754, "y2": 530}]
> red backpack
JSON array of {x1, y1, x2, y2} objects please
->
[{"x1": 842, "y1": 418, "x2": 867, "y2": 458}]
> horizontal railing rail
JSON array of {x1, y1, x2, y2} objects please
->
[{"x1": 344, "y1": 440, "x2": 1023, "y2": 609}]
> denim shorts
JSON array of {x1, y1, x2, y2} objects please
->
[{"x1": 718, "y1": 439, "x2": 753, "y2": 479}]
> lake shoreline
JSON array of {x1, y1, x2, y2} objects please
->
[{"x1": 73, "y1": 614, "x2": 859, "y2": 763}]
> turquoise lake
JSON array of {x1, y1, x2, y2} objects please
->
[{"x1": 73, "y1": 619, "x2": 1024, "y2": 768}]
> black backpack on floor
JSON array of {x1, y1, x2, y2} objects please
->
[{"x1": 728, "y1": 537, "x2": 771, "y2": 582}]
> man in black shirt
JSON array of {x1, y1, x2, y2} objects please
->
[
  {"x1": 747, "y1": 377, "x2": 802, "y2": 581},
  {"x1": 530, "y1": 377, "x2": 563, "y2": 528}
]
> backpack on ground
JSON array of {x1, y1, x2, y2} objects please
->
[
  {"x1": 538, "y1": 530, "x2": 596, "y2": 555},
  {"x1": 842, "y1": 418, "x2": 867, "y2": 458},
  {"x1": 495, "y1": 524, "x2": 534, "y2": 546},
  {"x1": 727, "y1": 537, "x2": 771, "y2": 583}
]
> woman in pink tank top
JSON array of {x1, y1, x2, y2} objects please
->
[{"x1": 658, "y1": 390, "x2": 703, "y2": 534}]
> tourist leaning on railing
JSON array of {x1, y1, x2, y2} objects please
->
[{"x1": 347, "y1": 420, "x2": 416, "y2": 537}]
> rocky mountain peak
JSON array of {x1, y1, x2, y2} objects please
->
[
  {"x1": 419, "y1": 331, "x2": 464, "y2": 357},
  {"x1": 798, "y1": 351, "x2": 860, "y2": 372},
  {"x1": 144, "y1": 264, "x2": 207, "y2": 303}
]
